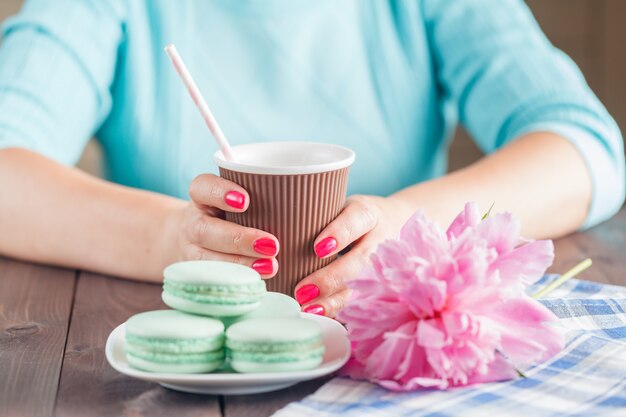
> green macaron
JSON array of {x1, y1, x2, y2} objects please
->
[
  {"x1": 226, "y1": 317, "x2": 325, "y2": 373},
  {"x1": 162, "y1": 260, "x2": 267, "y2": 317},
  {"x1": 124, "y1": 310, "x2": 225, "y2": 373},
  {"x1": 220, "y1": 292, "x2": 301, "y2": 328}
]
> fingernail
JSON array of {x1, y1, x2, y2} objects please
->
[
  {"x1": 295, "y1": 284, "x2": 320, "y2": 305},
  {"x1": 252, "y1": 258, "x2": 273, "y2": 275},
  {"x1": 224, "y1": 191, "x2": 246, "y2": 210},
  {"x1": 314, "y1": 237, "x2": 337, "y2": 258},
  {"x1": 253, "y1": 238, "x2": 278, "y2": 256},
  {"x1": 303, "y1": 304, "x2": 325, "y2": 316}
]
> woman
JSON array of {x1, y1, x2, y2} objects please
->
[{"x1": 0, "y1": 0, "x2": 623, "y2": 317}]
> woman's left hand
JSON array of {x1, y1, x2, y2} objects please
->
[{"x1": 294, "y1": 195, "x2": 413, "y2": 318}]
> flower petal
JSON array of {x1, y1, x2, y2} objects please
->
[
  {"x1": 466, "y1": 354, "x2": 518, "y2": 385},
  {"x1": 446, "y1": 202, "x2": 481, "y2": 239},
  {"x1": 364, "y1": 322, "x2": 417, "y2": 380},
  {"x1": 379, "y1": 375, "x2": 448, "y2": 391},
  {"x1": 394, "y1": 337, "x2": 432, "y2": 383},
  {"x1": 417, "y1": 319, "x2": 448, "y2": 348},
  {"x1": 487, "y1": 297, "x2": 564, "y2": 366},
  {"x1": 338, "y1": 202, "x2": 561, "y2": 392},
  {"x1": 399, "y1": 211, "x2": 449, "y2": 263},
  {"x1": 489, "y1": 240, "x2": 554, "y2": 286}
]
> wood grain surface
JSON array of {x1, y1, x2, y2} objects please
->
[
  {"x1": 550, "y1": 207, "x2": 626, "y2": 285},
  {"x1": 0, "y1": 259, "x2": 76, "y2": 417},
  {"x1": 53, "y1": 273, "x2": 221, "y2": 417},
  {"x1": 0, "y1": 207, "x2": 625, "y2": 417}
]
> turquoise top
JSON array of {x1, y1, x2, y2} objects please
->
[{"x1": 0, "y1": 0, "x2": 624, "y2": 228}]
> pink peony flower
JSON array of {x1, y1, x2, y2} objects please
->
[{"x1": 338, "y1": 202, "x2": 563, "y2": 391}]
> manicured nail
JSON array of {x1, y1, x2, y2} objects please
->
[
  {"x1": 252, "y1": 258, "x2": 273, "y2": 275},
  {"x1": 303, "y1": 304, "x2": 325, "y2": 316},
  {"x1": 224, "y1": 191, "x2": 245, "y2": 210},
  {"x1": 314, "y1": 237, "x2": 337, "y2": 258},
  {"x1": 295, "y1": 284, "x2": 320, "y2": 305},
  {"x1": 253, "y1": 238, "x2": 278, "y2": 256}
]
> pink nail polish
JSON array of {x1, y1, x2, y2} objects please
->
[
  {"x1": 314, "y1": 237, "x2": 337, "y2": 258},
  {"x1": 253, "y1": 238, "x2": 278, "y2": 256},
  {"x1": 252, "y1": 258, "x2": 273, "y2": 275},
  {"x1": 224, "y1": 191, "x2": 245, "y2": 210},
  {"x1": 303, "y1": 304, "x2": 325, "y2": 316},
  {"x1": 295, "y1": 284, "x2": 320, "y2": 305}
]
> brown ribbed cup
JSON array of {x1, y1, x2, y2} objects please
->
[{"x1": 219, "y1": 167, "x2": 350, "y2": 295}]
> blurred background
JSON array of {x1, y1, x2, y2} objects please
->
[{"x1": 1, "y1": 0, "x2": 625, "y2": 175}]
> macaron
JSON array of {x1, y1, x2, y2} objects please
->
[
  {"x1": 162, "y1": 260, "x2": 267, "y2": 317},
  {"x1": 226, "y1": 317, "x2": 325, "y2": 373},
  {"x1": 220, "y1": 292, "x2": 301, "y2": 328},
  {"x1": 124, "y1": 310, "x2": 225, "y2": 373}
]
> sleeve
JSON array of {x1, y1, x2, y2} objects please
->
[
  {"x1": 0, "y1": 0, "x2": 125, "y2": 164},
  {"x1": 423, "y1": 0, "x2": 625, "y2": 229}
]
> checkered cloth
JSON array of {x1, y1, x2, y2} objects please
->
[{"x1": 273, "y1": 276, "x2": 626, "y2": 417}]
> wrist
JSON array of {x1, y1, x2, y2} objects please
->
[
  {"x1": 154, "y1": 198, "x2": 187, "y2": 279},
  {"x1": 385, "y1": 193, "x2": 418, "y2": 223}
]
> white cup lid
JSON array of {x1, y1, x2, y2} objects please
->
[{"x1": 213, "y1": 141, "x2": 355, "y2": 175}]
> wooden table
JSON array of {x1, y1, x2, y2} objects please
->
[{"x1": 2, "y1": 207, "x2": 625, "y2": 417}]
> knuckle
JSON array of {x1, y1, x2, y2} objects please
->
[
  {"x1": 349, "y1": 195, "x2": 370, "y2": 210},
  {"x1": 188, "y1": 174, "x2": 207, "y2": 198},
  {"x1": 189, "y1": 174, "x2": 221, "y2": 203},
  {"x1": 188, "y1": 175, "x2": 201, "y2": 194},
  {"x1": 208, "y1": 183, "x2": 222, "y2": 201},
  {"x1": 231, "y1": 229, "x2": 244, "y2": 251},
  {"x1": 339, "y1": 218, "x2": 354, "y2": 240},
  {"x1": 191, "y1": 218, "x2": 210, "y2": 244},
  {"x1": 360, "y1": 202, "x2": 379, "y2": 229},
  {"x1": 349, "y1": 194, "x2": 367, "y2": 205},
  {"x1": 324, "y1": 269, "x2": 346, "y2": 293}
]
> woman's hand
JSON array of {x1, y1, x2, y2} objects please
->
[
  {"x1": 294, "y1": 195, "x2": 413, "y2": 317},
  {"x1": 163, "y1": 174, "x2": 280, "y2": 278}
]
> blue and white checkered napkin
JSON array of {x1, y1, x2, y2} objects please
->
[{"x1": 273, "y1": 276, "x2": 626, "y2": 417}]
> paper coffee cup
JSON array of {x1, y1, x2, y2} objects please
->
[{"x1": 214, "y1": 142, "x2": 355, "y2": 295}]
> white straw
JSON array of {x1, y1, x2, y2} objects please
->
[{"x1": 164, "y1": 44, "x2": 235, "y2": 161}]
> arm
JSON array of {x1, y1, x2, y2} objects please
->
[
  {"x1": 0, "y1": 148, "x2": 280, "y2": 282},
  {"x1": 421, "y1": 0, "x2": 625, "y2": 230},
  {"x1": 0, "y1": 148, "x2": 281, "y2": 282},
  {"x1": 0, "y1": 0, "x2": 163, "y2": 279},
  {"x1": 391, "y1": 131, "x2": 592, "y2": 239},
  {"x1": 0, "y1": 148, "x2": 183, "y2": 281},
  {"x1": 0, "y1": 1, "x2": 279, "y2": 281},
  {"x1": 295, "y1": 131, "x2": 591, "y2": 316},
  {"x1": 294, "y1": 0, "x2": 625, "y2": 317}
]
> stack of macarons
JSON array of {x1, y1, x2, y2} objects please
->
[{"x1": 124, "y1": 260, "x2": 325, "y2": 374}]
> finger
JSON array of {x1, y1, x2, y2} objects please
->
[
  {"x1": 189, "y1": 216, "x2": 280, "y2": 258},
  {"x1": 189, "y1": 173, "x2": 250, "y2": 212},
  {"x1": 302, "y1": 290, "x2": 351, "y2": 318},
  {"x1": 185, "y1": 245, "x2": 279, "y2": 279},
  {"x1": 313, "y1": 196, "x2": 378, "y2": 259},
  {"x1": 294, "y1": 246, "x2": 368, "y2": 307}
]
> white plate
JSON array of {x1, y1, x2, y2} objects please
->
[{"x1": 105, "y1": 312, "x2": 350, "y2": 395}]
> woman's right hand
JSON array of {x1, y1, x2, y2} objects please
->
[{"x1": 162, "y1": 174, "x2": 279, "y2": 278}]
